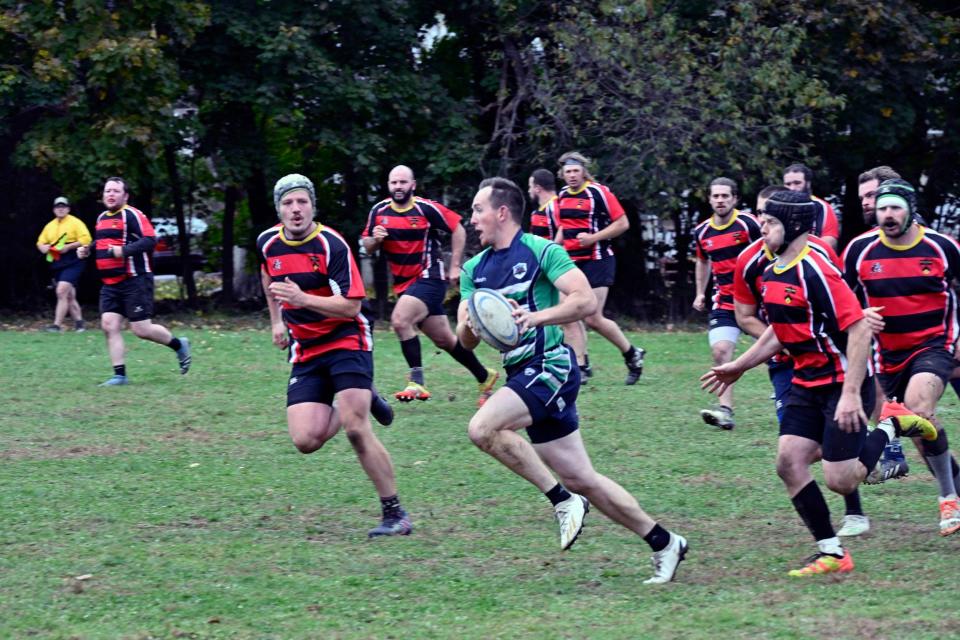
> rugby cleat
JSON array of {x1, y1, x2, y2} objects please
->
[
  {"x1": 75, "y1": 320, "x2": 86, "y2": 332},
  {"x1": 788, "y1": 549, "x2": 854, "y2": 577},
  {"x1": 555, "y1": 493, "x2": 589, "y2": 551},
  {"x1": 877, "y1": 401, "x2": 937, "y2": 440},
  {"x1": 368, "y1": 510, "x2": 413, "y2": 538},
  {"x1": 176, "y1": 336, "x2": 192, "y2": 375},
  {"x1": 864, "y1": 458, "x2": 909, "y2": 485},
  {"x1": 700, "y1": 406, "x2": 735, "y2": 430},
  {"x1": 477, "y1": 368, "x2": 499, "y2": 408},
  {"x1": 395, "y1": 381, "x2": 431, "y2": 402},
  {"x1": 643, "y1": 533, "x2": 689, "y2": 584},
  {"x1": 624, "y1": 346, "x2": 646, "y2": 385},
  {"x1": 99, "y1": 374, "x2": 129, "y2": 387},
  {"x1": 836, "y1": 514, "x2": 871, "y2": 537},
  {"x1": 939, "y1": 497, "x2": 960, "y2": 537}
]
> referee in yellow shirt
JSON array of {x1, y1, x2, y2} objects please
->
[{"x1": 36, "y1": 196, "x2": 91, "y2": 331}]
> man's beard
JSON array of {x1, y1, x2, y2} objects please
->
[{"x1": 391, "y1": 187, "x2": 413, "y2": 205}]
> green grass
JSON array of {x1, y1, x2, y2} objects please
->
[{"x1": 2, "y1": 322, "x2": 960, "y2": 639}]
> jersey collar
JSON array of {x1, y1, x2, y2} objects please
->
[
  {"x1": 772, "y1": 244, "x2": 811, "y2": 275},
  {"x1": 566, "y1": 181, "x2": 592, "y2": 196},
  {"x1": 280, "y1": 223, "x2": 323, "y2": 246},
  {"x1": 879, "y1": 225, "x2": 924, "y2": 251},
  {"x1": 710, "y1": 210, "x2": 740, "y2": 231}
]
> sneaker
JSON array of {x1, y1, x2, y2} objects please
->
[
  {"x1": 837, "y1": 514, "x2": 871, "y2": 537},
  {"x1": 395, "y1": 381, "x2": 431, "y2": 402},
  {"x1": 555, "y1": 493, "x2": 589, "y2": 550},
  {"x1": 99, "y1": 374, "x2": 129, "y2": 387},
  {"x1": 864, "y1": 458, "x2": 909, "y2": 484},
  {"x1": 368, "y1": 510, "x2": 413, "y2": 538},
  {"x1": 477, "y1": 368, "x2": 499, "y2": 407},
  {"x1": 44, "y1": 324, "x2": 62, "y2": 332},
  {"x1": 939, "y1": 497, "x2": 960, "y2": 537},
  {"x1": 643, "y1": 533, "x2": 689, "y2": 584},
  {"x1": 624, "y1": 346, "x2": 645, "y2": 385},
  {"x1": 370, "y1": 392, "x2": 394, "y2": 427},
  {"x1": 75, "y1": 320, "x2": 86, "y2": 332},
  {"x1": 700, "y1": 406, "x2": 735, "y2": 430},
  {"x1": 176, "y1": 337, "x2": 192, "y2": 375},
  {"x1": 878, "y1": 400, "x2": 937, "y2": 441},
  {"x1": 787, "y1": 549, "x2": 854, "y2": 577}
]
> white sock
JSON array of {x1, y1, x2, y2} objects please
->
[
  {"x1": 817, "y1": 536, "x2": 843, "y2": 557},
  {"x1": 876, "y1": 418, "x2": 896, "y2": 441}
]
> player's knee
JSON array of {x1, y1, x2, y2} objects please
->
[
  {"x1": 344, "y1": 428, "x2": 371, "y2": 455},
  {"x1": 130, "y1": 322, "x2": 152, "y2": 338},
  {"x1": 390, "y1": 315, "x2": 412, "y2": 334},
  {"x1": 824, "y1": 474, "x2": 857, "y2": 496},
  {"x1": 559, "y1": 472, "x2": 595, "y2": 495},
  {"x1": 291, "y1": 434, "x2": 324, "y2": 454},
  {"x1": 711, "y1": 345, "x2": 732, "y2": 364},
  {"x1": 775, "y1": 455, "x2": 802, "y2": 483},
  {"x1": 467, "y1": 417, "x2": 494, "y2": 450}
]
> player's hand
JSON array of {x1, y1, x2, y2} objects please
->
[
  {"x1": 692, "y1": 294, "x2": 706, "y2": 312},
  {"x1": 834, "y1": 391, "x2": 868, "y2": 433},
  {"x1": 864, "y1": 306, "x2": 885, "y2": 333},
  {"x1": 38, "y1": 244, "x2": 51, "y2": 254},
  {"x1": 109, "y1": 245, "x2": 124, "y2": 258},
  {"x1": 271, "y1": 321, "x2": 289, "y2": 349},
  {"x1": 372, "y1": 225, "x2": 389, "y2": 241},
  {"x1": 576, "y1": 232, "x2": 596, "y2": 248},
  {"x1": 448, "y1": 264, "x2": 461, "y2": 286},
  {"x1": 511, "y1": 301, "x2": 538, "y2": 334},
  {"x1": 700, "y1": 363, "x2": 743, "y2": 396},
  {"x1": 268, "y1": 277, "x2": 306, "y2": 307}
]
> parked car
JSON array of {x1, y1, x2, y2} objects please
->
[{"x1": 151, "y1": 217, "x2": 207, "y2": 275}]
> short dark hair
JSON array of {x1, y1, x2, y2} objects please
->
[
  {"x1": 104, "y1": 176, "x2": 128, "y2": 194},
  {"x1": 709, "y1": 177, "x2": 738, "y2": 198},
  {"x1": 479, "y1": 177, "x2": 525, "y2": 224},
  {"x1": 858, "y1": 165, "x2": 901, "y2": 184},
  {"x1": 530, "y1": 168, "x2": 556, "y2": 192},
  {"x1": 757, "y1": 185, "x2": 782, "y2": 200},
  {"x1": 783, "y1": 163, "x2": 813, "y2": 184}
]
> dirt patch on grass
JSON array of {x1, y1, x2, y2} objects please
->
[{"x1": 0, "y1": 443, "x2": 144, "y2": 460}]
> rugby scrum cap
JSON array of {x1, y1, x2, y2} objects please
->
[
  {"x1": 875, "y1": 178, "x2": 918, "y2": 231},
  {"x1": 764, "y1": 190, "x2": 815, "y2": 250},
  {"x1": 273, "y1": 173, "x2": 316, "y2": 212},
  {"x1": 53, "y1": 196, "x2": 69, "y2": 206}
]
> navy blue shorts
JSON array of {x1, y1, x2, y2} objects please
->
[
  {"x1": 506, "y1": 346, "x2": 580, "y2": 444},
  {"x1": 779, "y1": 378, "x2": 876, "y2": 462},
  {"x1": 577, "y1": 256, "x2": 616, "y2": 288},
  {"x1": 402, "y1": 278, "x2": 448, "y2": 316},
  {"x1": 52, "y1": 258, "x2": 85, "y2": 286},
  {"x1": 708, "y1": 308, "x2": 739, "y2": 330},
  {"x1": 287, "y1": 350, "x2": 374, "y2": 407},
  {"x1": 99, "y1": 275, "x2": 154, "y2": 322},
  {"x1": 767, "y1": 359, "x2": 794, "y2": 424},
  {"x1": 878, "y1": 347, "x2": 958, "y2": 403}
]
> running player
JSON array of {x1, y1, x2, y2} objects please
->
[
  {"x1": 459, "y1": 177, "x2": 688, "y2": 584},
  {"x1": 782, "y1": 163, "x2": 840, "y2": 251}
]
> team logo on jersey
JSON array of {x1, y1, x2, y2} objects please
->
[
  {"x1": 705, "y1": 239, "x2": 714, "y2": 248},
  {"x1": 732, "y1": 231, "x2": 743, "y2": 243},
  {"x1": 310, "y1": 255, "x2": 321, "y2": 272},
  {"x1": 512, "y1": 262, "x2": 528, "y2": 280},
  {"x1": 920, "y1": 259, "x2": 933, "y2": 274},
  {"x1": 380, "y1": 217, "x2": 389, "y2": 225},
  {"x1": 871, "y1": 262, "x2": 883, "y2": 273},
  {"x1": 408, "y1": 216, "x2": 422, "y2": 227},
  {"x1": 784, "y1": 286, "x2": 797, "y2": 305},
  {"x1": 273, "y1": 258, "x2": 282, "y2": 271}
]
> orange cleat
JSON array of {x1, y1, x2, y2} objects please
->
[{"x1": 788, "y1": 549, "x2": 854, "y2": 577}]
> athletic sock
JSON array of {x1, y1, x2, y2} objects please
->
[
  {"x1": 544, "y1": 483, "x2": 573, "y2": 506},
  {"x1": 168, "y1": 337, "x2": 182, "y2": 351},
  {"x1": 816, "y1": 536, "x2": 844, "y2": 558},
  {"x1": 791, "y1": 480, "x2": 836, "y2": 542},
  {"x1": 858, "y1": 427, "x2": 891, "y2": 474},
  {"x1": 622, "y1": 345, "x2": 637, "y2": 362},
  {"x1": 380, "y1": 495, "x2": 403, "y2": 518},
  {"x1": 843, "y1": 489, "x2": 864, "y2": 517},
  {"x1": 448, "y1": 339, "x2": 490, "y2": 382},
  {"x1": 922, "y1": 432, "x2": 957, "y2": 498},
  {"x1": 400, "y1": 337, "x2": 422, "y2": 370},
  {"x1": 409, "y1": 367, "x2": 424, "y2": 386},
  {"x1": 113, "y1": 364, "x2": 126, "y2": 377},
  {"x1": 643, "y1": 523, "x2": 671, "y2": 553}
]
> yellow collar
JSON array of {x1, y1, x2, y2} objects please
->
[
  {"x1": 280, "y1": 223, "x2": 322, "y2": 246},
  {"x1": 772, "y1": 244, "x2": 810, "y2": 275},
  {"x1": 710, "y1": 210, "x2": 740, "y2": 231},
  {"x1": 879, "y1": 225, "x2": 924, "y2": 251}
]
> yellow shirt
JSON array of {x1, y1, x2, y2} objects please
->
[{"x1": 37, "y1": 214, "x2": 92, "y2": 247}]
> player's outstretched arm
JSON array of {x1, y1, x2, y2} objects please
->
[{"x1": 516, "y1": 267, "x2": 596, "y2": 332}]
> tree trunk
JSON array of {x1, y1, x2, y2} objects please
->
[
  {"x1": 221, "y1": 185, "x2": 239, "y2": 306},
  {"x1": 164, "y1": 144, "x2": 197, "y2": 305}
]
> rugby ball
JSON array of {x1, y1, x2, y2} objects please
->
[{"x1": 468, "y1": 288, "x2": 520, "y2": 351}]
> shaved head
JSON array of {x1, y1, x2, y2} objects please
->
[{"x1": 388, "y1": 165, "x2": 416, "y2": 206}]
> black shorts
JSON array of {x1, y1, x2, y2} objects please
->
[
  {"x1": 52, "y1": 259, "x2": 85, "y2": 286},
  {"x1": 99, "y1": 275, "x2": 154, "y2": 322},
  {"x1": 878, "y1": 347, "x2": 958, "y2": 402},
  {"x1": 287, "y1": 350, "x2": 374, "y2": 407},
  {"x1": 577, "y1": 256, "x2": 616, "y2": 288},
  {"x1": 506, "y1": 345, "x2": 581, "y2": 444},
  {"x1": 708, "y1": 308, "x2": 739, "y2": 329},
  {"x1": 401, "y1": 278, "x2": 448, "y2": 316},
  {"x1": 779, "y1": 378, "x2": 876, "y2": 462}
]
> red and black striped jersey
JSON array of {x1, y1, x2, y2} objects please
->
[
  {"x1": 93, "y1": 206, "x2": 155, "y2": 284},
  {"x1": 761, "y1": 246, "x2": 864, "y2": 387},
  {"x1": 362, "y1": 196, "x2": 461, "y2": 294},
  {"x1": 734, "y1": 235, "x2": 840, "y2": 311},
  {"x1": 529, "y1": 195, "x2": 559, "y2": 241},
  {"x1": 258, "y1": 224, "x2": 372, "y2": 363},
  {"x1": 694, "y1": 211, "x2": 761, "y2": 311},
  {"x1": 555, "y1": 181, "x2": 626, "y2": 262},
  {"x1": 812, "y1": 195, "x2": 840, "y2": 244},
  {"x1": 842, "y1": 226, "x2": 960, "y2": 373}
]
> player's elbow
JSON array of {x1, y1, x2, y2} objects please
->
[{"x1": 341, "y1": 299, "x2": 362, "y2": 317}]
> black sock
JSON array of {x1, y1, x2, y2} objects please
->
[
  {"x1": 790, "y1": 481, "x2": 836, "y2": 541},
  {"x1": 858, "y1": 428, "x2": 890, "y2": 473},
  {"x1": 544, "y1": 483, "x2": 572, "y2": 506},
  {"x1": 380, "y1": 495, "x2": 402, "y2": 517},
  {"x1": 114, "y1": 364, "x2": 126, "y2": 377},
  {"x1": 168, "y1": 337, "x2": 182, "y2": 351},
  {"x1": 843, "y1": 489, "x2": 863, "y2": 516},
  {"x1": 582, "y1": 354, "x2": 591, "y2": 369},
  {"x1": 643, "y1": 523, "x2": 671, "y2": 552},
  {"x1": 400, "y1": 337, "x2": 422, "y2": 369},
  {"x1": 448, "y1": 340, "x2": 489, "y2": 382},
  {"x1": 951, "y1": 378, "x2": 960, "y2": 400},
  {"x1": 622, "y1": 345, "x2": 636, "y2": 361}
]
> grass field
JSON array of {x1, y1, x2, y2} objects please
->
[{"x1": 2, "y1": 320, "x2": 960, "y2": 639}]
